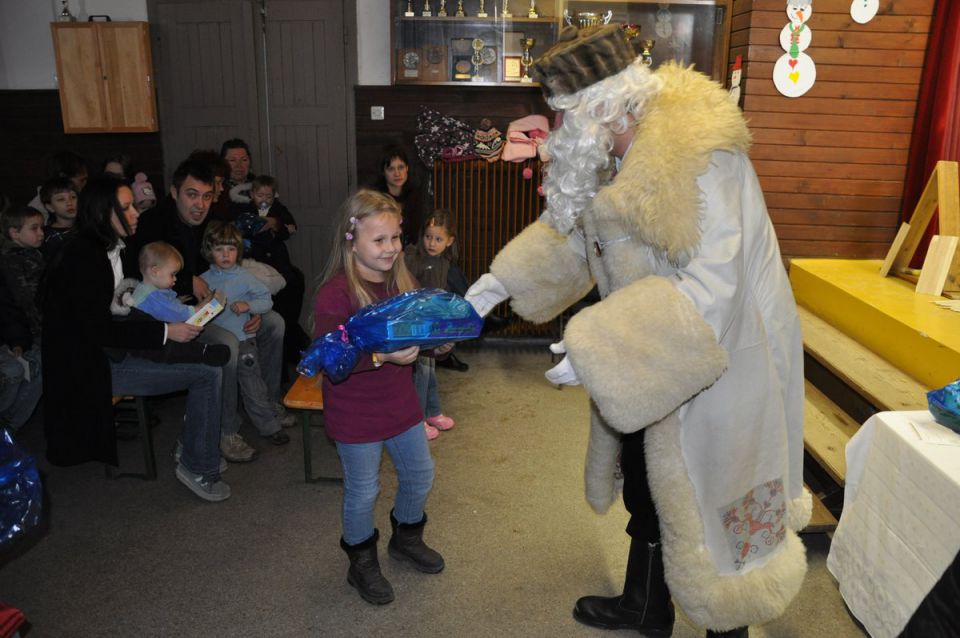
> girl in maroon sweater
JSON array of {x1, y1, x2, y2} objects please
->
[{"x1": 313, "y1": 189, "x2": 444, "y2": 605}]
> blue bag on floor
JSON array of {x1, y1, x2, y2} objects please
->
[
  {"x1": 297, "y1": 288, "x2": 483, "y2": 382},
  {"x1": 0, "y1": 429, "x2": 42, "y2": 549}
]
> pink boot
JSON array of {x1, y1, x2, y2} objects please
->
[
  {"x1": 426, "y1": 415, "x2": 455, "y2": 431},
  {"x1": 424, "y1": 422, "x2": 440, "y2": 440}
]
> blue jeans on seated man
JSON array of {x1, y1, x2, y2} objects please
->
[
  {"x1": 197, "y1": 310, "x2": 284, "y2": 436},
  {"x1": 110, "y1": 355, "x2": 223, "y2": 481},
  {"x1": 0, "y1": 344, "x2": 42, "y2": 432},
  {"x1": 336, "y1": 422, "x2": 434, "y2": 545}
]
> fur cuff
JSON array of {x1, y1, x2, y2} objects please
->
[
  {"x1": 564, "y1": 277, "x2": 727, "y2": 434},
  {"x1": 584, "y1": 404, "x2": 623, "y2": 514},
  {"x1": 490, "y1": 221, "x2": 594, "y2": 324}
]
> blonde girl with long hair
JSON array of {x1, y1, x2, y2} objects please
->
[{"x1": 313, "y1": 189, "x2": 444, "y2": 606}]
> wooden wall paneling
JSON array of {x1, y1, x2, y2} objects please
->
[
  {"x1": 734, "y1": 0, "x2": 936, "y2": 259},
  {"x1": 0, "y1": 91, "x2": 164, "y2": 207}
]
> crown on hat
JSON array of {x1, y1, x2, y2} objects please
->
[{"x1": 531, "y1": 23, "x2": 637, "y2": 98}]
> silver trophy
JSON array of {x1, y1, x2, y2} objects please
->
[
  {"x1": 563, "y1": 9, "x2": 613, "y2": 28},
  {"x1": 438, "y1": 0, "x2": 447, "y2": 16},
  {"x1": 421, "y1": 0, "x2": 432, "y2": 17},
  {"x1": 477, "y1": 0, "x2": 487, "y2": 18}
]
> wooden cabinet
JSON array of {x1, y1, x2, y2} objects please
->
[{"x1": 50, "y1": 22, "x2": 158, "y2": 133}]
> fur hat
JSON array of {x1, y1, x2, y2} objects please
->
[
  {"x1": 531, "y1": 24, "x2": 637, "y2": 98},
  {"x1": 132, "y1": 172, "x2": 156, "y2": 207}
]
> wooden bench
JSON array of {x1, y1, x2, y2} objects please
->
[
  {"x1": 107, "y1": 395, "x2": 156, "y2": 480},
  {"x1": 282, "y1": 374, "x2": 341, "y2": 484}
]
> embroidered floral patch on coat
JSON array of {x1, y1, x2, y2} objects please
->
[{"x1": 719, "y1": 479, "x2": 787, "y2": 570}]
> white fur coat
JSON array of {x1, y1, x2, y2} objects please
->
[{"x1": 490, "y1": 64, "x2": 809, "y2": 631}]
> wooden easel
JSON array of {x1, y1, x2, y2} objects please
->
[{"x1": 880, "y1": 160, "x2": 960, "y2": 296}]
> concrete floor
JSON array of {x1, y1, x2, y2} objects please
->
[{"x1": 1, "y1": 348, "x2": 866, "y2": 637}]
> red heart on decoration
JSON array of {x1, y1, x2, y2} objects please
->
[{"x1": 788, "y1": 59, "x2": 798, "y2": 69}]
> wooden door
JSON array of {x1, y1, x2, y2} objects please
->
[
  {"x1": 261, "y1": 0, "x2": 350, "y2": 320},
  {"x1": 151, "y1": 0, "x2": 264, "y2": 174}
]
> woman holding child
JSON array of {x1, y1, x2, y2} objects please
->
[{"x1": 40, "y1": 175, "x2": 229, "y2": 502}]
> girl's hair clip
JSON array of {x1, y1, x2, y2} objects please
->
[
  {"x1": 349, "y1": 216, "x2": 358, "y2": 226},
  {"x1": 345, "y1": 232, "x2": 353, "y2": 241}
]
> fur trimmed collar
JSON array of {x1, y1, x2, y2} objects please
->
[{"x1": 592, "y1": 63, "x2": 751, "y2": 266}]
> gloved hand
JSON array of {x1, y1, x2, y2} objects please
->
[
  {"x1": 545, "y1": 341, "x2": 580, "y2": 386},
  {"x1": 465, "y1": 273, "x2": 509, "y2": 318}
]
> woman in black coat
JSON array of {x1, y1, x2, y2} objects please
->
[{"x1": 41, "y1": 176, "x2": 230, "y2": 501}]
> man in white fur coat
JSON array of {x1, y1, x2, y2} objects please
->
[{"x1": 465, "y1": 24, "x2": 810, "y2": 638}]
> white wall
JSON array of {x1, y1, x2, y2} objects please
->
[
  {"x1": 356, "y1": 0, "x2": 390, "y2": 85},
  {"x1": 0, "y1": 0, "x2": 148, "y2": 89},
  {"x1": 0, "y1": 0, "x2": 382, "y2": 90}
]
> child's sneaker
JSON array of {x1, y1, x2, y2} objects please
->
[
  {"x1": 220, "y1": 433, "x2": 258, "y2": 463},
  {"x1": 426, "y1": 415, "x2": 455, "y2": 431},
  {"x1": 175, "y1": 463, "x2": 231, "y2": 502},
  {"x1": 424, "y1": 423, "x2": 440, "y2": 440},
  {"x1": 174, "y1": 441, "x2": 228, "y2": 473}
]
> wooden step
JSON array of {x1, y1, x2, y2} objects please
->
[
  {"x1": 803, "y1": 380, "x2": 862, "y2": 485},
  {"x1": 801, "y1": 484, "x2": 838, "y2": 534},
  {"x1": 797, "y1": 304, "x2": 930, "y2": 412}
]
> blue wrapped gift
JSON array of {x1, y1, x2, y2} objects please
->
[
  {"x1": 0, "y1": 429, "x2": 42, "y2": 550},
  {"x1": 928, "y1": 378, "x2": 960, "y2": 433},
  {"x1": 298, "y1": 288, "x2": 483, "y2": 382}
]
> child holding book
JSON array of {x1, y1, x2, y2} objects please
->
[{"x1": 314, "y1": 189, "x2": 443, "y2": 605}]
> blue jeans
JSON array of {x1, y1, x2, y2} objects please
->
[
  {"x1": 110, "y1": 355, "x2": 223, "y2": 480},
  {"x1": 0, "y1": 344, "x2": 42, "y2": 432},
  {"x1": 335, "y1": 422, "x2": 434, "y2": 545},
  {"x1": 198, "y1": 310, "x2": 284, "y2": 436},
  {"x1": 413, "y1": 356, "x2": 441, "y2": 418}
]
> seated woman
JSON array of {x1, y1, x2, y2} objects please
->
[
  {"x1": 40, "y1": 175, "x2": 230, "y2": 502},
  {"x1": 371, "y1": 146, "x2": 426, "y2": 247}
]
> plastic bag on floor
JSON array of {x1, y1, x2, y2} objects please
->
[{"x1": 0, "y1": 429, "x2": 42, "y2": 550}]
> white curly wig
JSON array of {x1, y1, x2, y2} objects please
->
[{"x1": 540, "y1": 59, "x2": 664, "y2": 234}]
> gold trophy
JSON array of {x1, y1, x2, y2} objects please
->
[
  {"x1": 528, "y1": 0, "x2": 538, "y2": 18},
  {"x1": 471, "y1": 38, "x2": 485, "y2": 81},
  {"x1": 520, "y1": 37, "x2": 536, "y2": 83},
  {"x1": 502, "y1": 0, "x2": 511, "y2": 18},
  {"x1": 623, "y1": 24, "x2": 641, "y2": 55},
  {"x1": 404, "y1": 1, "x2": 415, "y2": 17},
  {"x1": 641, "y1": 39, "x2": 655, "y2": 66},
  {"x1": 477, "y1": 0, "x2": 487, "y2": 17},
  {"x1": 456, "y1": 0, "x2": 465, "y2": 16},
  {"x1": 438, "y1": 0, "x2": 447, "y2": 16},
  {"x1": 421, "y1": 0, "x2": 432, "y2": 17}
]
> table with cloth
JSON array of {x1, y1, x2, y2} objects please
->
[{"x1": 826, "y1": 410, "x2": 960, "y2": 638}]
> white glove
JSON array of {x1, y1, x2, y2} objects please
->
[
  {"x1": 545, "y1": 343, "x2": 580, "y2": 386},
  {"x1": 465, "y1": 273, "x2": 509, "y2": 318}
]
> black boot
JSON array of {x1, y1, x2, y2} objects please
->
[
  {"x1": 436, "y1": 352, "x2": 469, "y2": 372},
  {"x1": 340, "y1": 530, "x2": 394, "y2": 604},
  {"x1": 388, "y1": 511, "x2": 445, "y2": 573},
  {"x1": 572, "y1": 540, "x2": 674, "y2": 636},
  {"x1": 706, "y1": 629, "x2": 748, "y2": 638}
]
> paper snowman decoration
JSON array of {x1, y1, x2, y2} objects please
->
[
  {"x1": 774, "y1": 1, "x2": 816, "y2": 98},
  {"x1": 850, "y1": 0, "x2": 879, "y2": 24}
]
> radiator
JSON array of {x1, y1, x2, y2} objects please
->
[{"x1": 432, "y1": 158, "x2": 555, "y2": 338}]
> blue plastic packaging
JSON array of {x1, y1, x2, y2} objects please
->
[
  {"x1": 927, "y1": 378, "x2": 960, "y2": 433},
  {"x1": 0, "y1": 429, "x2": 42, "y2": 550},
  {"x1": 298, "y1": 288, "x2": 483, "y2": 382}
]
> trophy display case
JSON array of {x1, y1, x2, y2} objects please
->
[
  {"x1": 391, "y1": 1, "x2": 560, "y2": 86},
  {"x1": 391, "y1": 1, "x2": 732, "y2": 86},
  {"x1": 561, "y1": 0, "x2": 732, "y2": 82}
]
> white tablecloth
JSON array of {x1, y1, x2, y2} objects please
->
[{"x1": 826, "y1": 411, "x2": 960, "y2": 638}]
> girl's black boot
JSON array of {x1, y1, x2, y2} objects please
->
[
  {"x1": 388, "y1": 511, "x2": 445, "y2": 573},
  {"x1": 340, "y1": 530, "x2": 394, "y2": 605}
]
